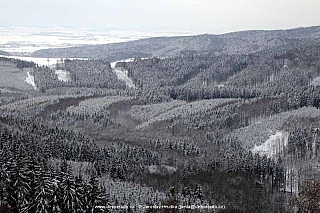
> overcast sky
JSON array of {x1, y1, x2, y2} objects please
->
[{"x1": 1, "y1": 0, "x2": 320, "y2": 33}]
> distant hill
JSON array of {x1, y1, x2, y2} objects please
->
[
  {"x1": 0, "y1": 50, "x2": 11, "y2": 56},
  {"x1": 30, "y1": 26, "x2": 320, "y2": 61}
]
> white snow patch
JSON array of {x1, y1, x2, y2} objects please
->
[
  {"x1": 311, "y1": 76, "x2": 320, "y2": 86},
  {"x1": 110, "y1": 58, "x2": 136, "y2": 88},
  {"x1": 148, "y1": 165, "x2": 177, "y2": 174},
  {"x1": 110, "y1": 58, "x2": 135, "y2": 69},
  {"x1": 55, "y1": 70, "x2": 70, "y2": 82},
  {"x1": 114, "y1": 69, "x2": 135, "y2": 89},
  {"x1": 110, "y1": 57, "x2": 157, "y2": 89},
  {"x1": 110, "y1": 57, "x2": 154, "y2": 68},
  {"x1": 25, "y1": 72, "x2": 37, "y2": 90},
  {"x1": 251, "y1": 131, "x2": 289, "y2": 159}
]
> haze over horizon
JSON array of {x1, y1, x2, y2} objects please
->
[{"x1": 2, "y1": 0, "x2": 320, "y2": 34}]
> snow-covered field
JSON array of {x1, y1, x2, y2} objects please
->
[
  {"x1": 110, "y1": 57, "x2": 153, "y2": 88},
  {"x1": 251, "y1": 131, "x2": 289, "y2": 159},
  {"x1": 55, "y1": 70, "x2": 70, "y2": 82},
  {"x1": 251, "y1": 131, "x2": 299, "y2": 193},
  {"x1": 231, "y1": 107, "x2": 320, "y2": 150},
  {"x1": 0, "y1": 66, "x2": 34, "y2": 91},
  {"x1": 110, "y1": 58, "x2": 135, "y2": 69},
  {"x1": 114, "y1": 69, "x2": 135, "y2": 88},
  {"x1": 110, "y1": 58, "x2": 136, "y2": 88},
  {"x1": 25, "y1": 72, "x2": 37, "y2": 90},
  {"x1": 311, "y1": 76, "x2": 320, "y2": 86}
]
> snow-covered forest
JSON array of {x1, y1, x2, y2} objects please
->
[{"x1": 1, "y1": 25, "x2": 320, "y2": 213}]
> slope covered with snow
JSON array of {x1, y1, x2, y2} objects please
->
[
  {"x1": 251, "y1": 131, "x2": 289, "y2": 159},
  {"x1": 55, "y1": 70, "x2": 70, "y2": 82},
  {"x1": 110, "y1": 58, "x2": 135, "y2": 69},
  {"x1": 114, "y1": 69, "x2": 135, "y2": 89},
  {"x1": 25, "y1": 72, "x2": 37, "y2": 90}
]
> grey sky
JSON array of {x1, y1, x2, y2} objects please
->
[{"x1": 1, "y1": 0, "x2": 320, "y2": 33}]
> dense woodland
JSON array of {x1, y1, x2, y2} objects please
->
[{"x1": 1, "y1": 26, "x2": 320, "y2": 212}]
